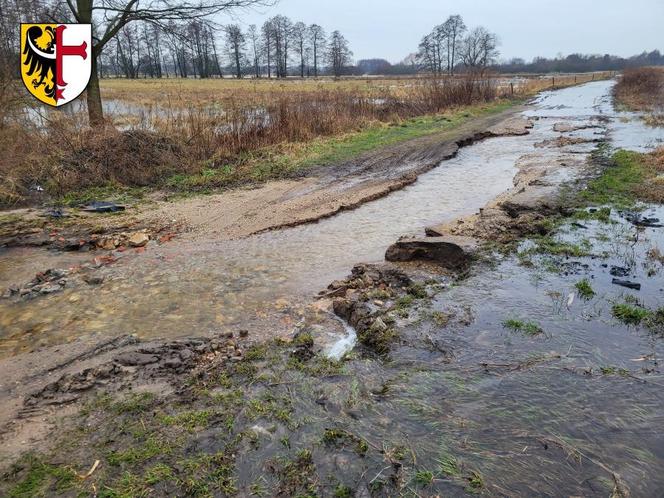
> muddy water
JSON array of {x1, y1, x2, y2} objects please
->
[{"x1": 0, "y1": 80, "x2": 655, "y2": 358}]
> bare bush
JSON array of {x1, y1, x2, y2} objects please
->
[{"x1": 614, "y1": 67, "x2": 664, "y2": 110}]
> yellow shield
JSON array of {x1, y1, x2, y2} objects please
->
[{"x1": 21, "y1": 24, "x2": 58, "y2": 106}]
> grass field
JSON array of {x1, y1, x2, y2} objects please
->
[{"x1": 100, "y1": 73, "x2": 609, "y2": 108}]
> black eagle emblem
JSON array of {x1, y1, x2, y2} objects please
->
[{"x1": 23, "y1": 25, "x2": 57, "y2": 101}]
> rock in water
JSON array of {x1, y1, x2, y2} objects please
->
[{"x1": 385, "y1": 236, "x2": 478, "y2": 269}]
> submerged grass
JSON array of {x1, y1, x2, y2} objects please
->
[
  {"x1": 502, "y1": 318, "x2": 545, "y2": 336},
  {"x1": 575, "y1": 279, "x2": 596, "y2": 299},
  {"x1": 612, "y1": 303, "x2": 651, "y2": 325}
]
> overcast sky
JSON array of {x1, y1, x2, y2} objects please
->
[{"x1": 223, "y1": 0, "x2": 664, "y2": 63}]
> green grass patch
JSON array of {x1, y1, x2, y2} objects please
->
[
  {"x1": 502, "y1": 318, "x2": 544, "y2": 336},
  {"x1": 322, "y1": 428, "x2": 369, "y2": 456},
  {"x1": 581, "y1": 149, "x2": 644, "y2": 208},
  {"x1": 7, "y1": 455, "x2": 78, "y2": 498},
  {"x1": 158, "y1": 409, "x2": 213, "y2": 431},
  {"x1": 645, "y1": 307, "x2": 664, "y2": 334},
  {"x1": 111, "y1": 392, "x2": 156, "y2": 415},
  {"x1": 612, "y1": 303, "x2": 651, "y2": 325},
  {"x1": 466, "y1": 470, "x2": 485, "y2": 492},
  {"x1": 413, "y1": 469, "x2": 435, "y2": 486},
  {"x1": 334, "y1": 484, "x2": 353, "y2": 497},
  {"x1": 575, "y1": 279, "x2": 596, "y2": 299},
  {"x1": 573, "y1": 206, "x2": 612, "y2": 223},
  {"x1": 106, "y1": 436, "x2": 174, "y2": 466},
  {"x1": 438, "y1": 455, "x2": 461, "y2": 477},
  {"x1": 533, "y1": 236, "x2": 591, "y2": 257}
]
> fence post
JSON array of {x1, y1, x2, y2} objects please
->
[
  {"x1": 510, "y1": 82, "x2": 514, "y2": 96},
  {"x1": 552, "y1": 77, "x2": 555, "y2": 88}
]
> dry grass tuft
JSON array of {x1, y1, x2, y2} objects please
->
[
  {"x1": 614, "y1": 67, "x2": 664, "y2": 111},
  {"x1": 634, "y1": 147, "x2": 664, "y2": 203}
]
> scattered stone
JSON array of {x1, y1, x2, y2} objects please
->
[
  {"x1": 115, "y1": 352, "x2": 160, "y2": 366},
  {"x1": 4, "y1": 269, "x2": 68, "y2": 300},
  {"x1": 610, "y1": 266, "x2": 631, "y2": 278},
  {"x1": 162, "y1": 358, "x2": 182, "y2": 369},
  {"x1": 96, "y1": 237, "x2": 119, "y2": 251},
  {"x1": 385, "y1": 235, "x2": 478, "y2": 269},
  {"x1": 499, "y1": 185, "x2": 560, "y2": 218},
  {"x1": 81, "y1": 201, "x2": 125, "y2": 213},
  {"x1": 42, "y1": 207, "x2": 68, "y2": 218},
  {"x1": 179, "y1": 348, "x2": 194, "y2": 361},
  {"x1": 625, "y1": 213, "x2": 663, "y2": 228},
  {"x1": 83, "y1": 275, "x2": 104, "y2": 285},
  {"x1": 552, "y1": 122, "x2": 598, "y2": 133},
  {"x1": 487, "y1": 116, "x2": 534, "y2": 136},
  {"x1": 239, "y1": 329, "x2": 249, "y2": 338},
  {"x1": 40, "y1": 284, "x2": 63, "y2": 294},
  {"x1": 128, "y1": 232, "x2": 149, "y2": 247}
]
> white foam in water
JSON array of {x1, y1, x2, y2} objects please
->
[{"x1": 325, "y1": 314, "x2": 357, "y2": 360}]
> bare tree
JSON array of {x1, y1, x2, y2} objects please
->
[
  {"x1": 261, "y1": 19, "x2": 274, "y2": 78},
  {"x1": 115, "y1": 23, "x2": 140, "y2": 78},
  {"x1": 308, "y1": 24, "x2": 325, "y2": 77},
  {"x1": 247, "y1": 24, "x2": 261, "y2": 77},
  {"x1": 326, "y1": 30, "x2": 352, "y2": 77},
  {"x1": 291, "y1": 21, "x2": 307, "y2": 78},
  {"x1": 190, "y1": 20, "x2": 218, "y2": 78},
  {"x1": 460, "y1": 26, "x2": 499, "y2": 71},
  {"x1": 225, "y1": 24, "x2": 246, "y2": 78},
  {"x1": 63, "y1": 0, "x2": 274, "y2": 125},
  {"x1": 417, "y1": 33, "x2": 439, "y2": 74},
  {"x1": 443, "y1": 14, "x2": 466, "y2": 74},
  {"x1": 269, "y1": 15, "x2": 292, "y2": 77},
  {"x1": 141, "y1": 24, "x2": 163, "y2": 78}
]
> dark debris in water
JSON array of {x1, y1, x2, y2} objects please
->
[
  {"x1": 611, "y1": 278, "x2": 642, "y2": 290},
  {"x1": 80, "y1": 201, "x2": 126, "y2": 213}
]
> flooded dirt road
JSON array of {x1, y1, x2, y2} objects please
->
[{"x1": 2, "y1": 80, "x2": 663, "y2": 358}]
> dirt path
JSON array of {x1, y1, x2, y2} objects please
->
[{"x1": 144, "y1": 108, "x2": 529, "y2": 240}]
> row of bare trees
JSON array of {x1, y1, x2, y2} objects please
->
[
  {"x1": 96, "y1": 15, "x2": 353, "y2": 81},
  {"x1": 417, "y1": 15, "x2": 499, "y2": 74}
]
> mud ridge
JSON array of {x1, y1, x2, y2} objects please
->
[{"x1": 248, "y1": 120, "x2": 533, "y2": 237}]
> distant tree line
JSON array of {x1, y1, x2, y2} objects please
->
[
  {"x1": 1, "y1": 1, "x2": 662, "y2": 84},
  {"x1": 495, "y1": 51, "x2": 664, "y2": 74},
  {"x1": 100, "y1": 16, "x2": 353, "y2": 79}
]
